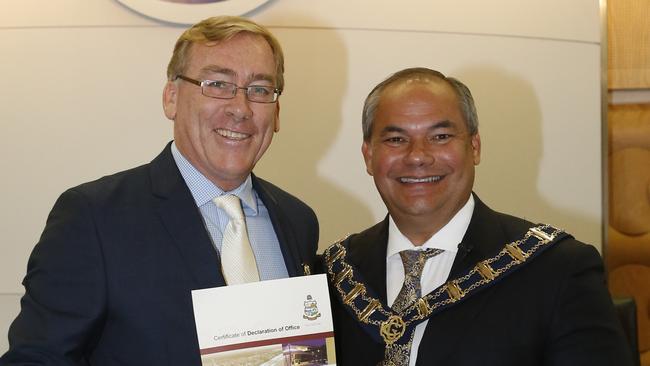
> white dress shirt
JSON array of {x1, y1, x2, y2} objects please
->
[{"x1": 386, "y1": 195, "x2": 475, "y2": 366}]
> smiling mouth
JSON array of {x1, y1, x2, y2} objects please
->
[
  {"x1": 215, "y1": 128, "x2": 250, "y2": 141},
  {"x1": 399, "y1": 176, "x2": 442, "y2": 183}
]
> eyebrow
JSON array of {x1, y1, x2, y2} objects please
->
[
  {"x1": 199, "y1": 65, "x2": 275, "y2": 85},
  {"x1": 380, "y1": 125, "x2": 407, "y2": 135},
  {"x1": 430, "y1": 120, "x2": 453, "y2": 129},
  {"x1": 379, "y1": 120, "x2": 453, "y2": 135}
]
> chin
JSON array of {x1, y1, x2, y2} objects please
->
[{"x1": 393, "y1": 201, "x2": 436, "y2": 216}]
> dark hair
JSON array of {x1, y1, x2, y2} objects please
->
[{"x1": 362, "y1": 67, "x2": 478, "y2": 140}]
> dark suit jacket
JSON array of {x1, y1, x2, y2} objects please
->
[
  {"x1": 330, "y1": 195, "x2": 633, "y2": 366},
  {"x1": 1, "y1": 143, "x2": 319, "y2": 366}
]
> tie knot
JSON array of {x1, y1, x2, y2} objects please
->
[
  {"x1": 399, "y1": 248, "x2": 443, "y2": 277},
  {"x1": 391, "y1": 248, "x2": 444, "y2": 315},
  {"x1": 213, "y1": 194, "x2": 244, "y2": 221}
]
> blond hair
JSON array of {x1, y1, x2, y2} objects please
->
[{"x1": 166, "y1": 16, "x2": 285, "y2": 90}]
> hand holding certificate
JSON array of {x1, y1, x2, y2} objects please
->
[{"x1": 192, "y1": 274, "x2": 336, "y2": 365}]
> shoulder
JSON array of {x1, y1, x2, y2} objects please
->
[
  {"x1": 60, "y1": 144, "x2": 181, "y2": 208},
  {"x1": 61, "y1": 142, "x2": 181, "y2": 204},
  {"x1": 541, "y1": 235, "x2": 603, "y2": 275},
  {"x1": 61, "y1": 162, "x2": 152, "y2": 207},
  {"x1": 323, "y1": 219, "x2": 387, "y2": 265},
  {"x1": 495, "y1": 213, "x2": 602, "y2": 274},
  {"x1": 487, "y1": 205, "x2": 602, "y2": 270},
  {"x1": 345, "y1": 220, "x2": 386, "y2": 248},
  {"x1": 475, "y1": 197, "x2": 538, "y2": 239},
  {"x1": 469, "y1": 195, "x2": 598, "y2": 259}
]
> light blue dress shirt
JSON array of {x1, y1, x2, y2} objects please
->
[{"x1": 171, "y1": 142, "x2": 289, "y2": 280}]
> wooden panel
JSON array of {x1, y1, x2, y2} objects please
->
[
  {"x1": 608, "y1": 103, "x2": 650, "y2": 234},
  {"x1": 608, "y1": 0, "x2": 650, "y2": 89},
  {"x1": 607, "y1": 102, "x2": 650, "y2": 361}
]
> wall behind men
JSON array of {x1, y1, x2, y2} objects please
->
[{"x1": 0, "y1": 0, "x2": 601, "y2": 352}]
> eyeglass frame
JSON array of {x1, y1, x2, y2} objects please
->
[{"x1": 175, "y1": 75, "x2": 282, "y2": 103}]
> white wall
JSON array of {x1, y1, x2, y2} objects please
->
[{"x1": 0, "y1": 0, "x2": 602, "y2": 353}]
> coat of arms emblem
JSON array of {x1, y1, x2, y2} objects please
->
[{"x1": 302, "y1": 295, "x2": 321, "y2": 320}]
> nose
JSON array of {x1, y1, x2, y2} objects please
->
[
  {"x1": 224, "y1": 88, "x2": 253, "y2": 121},
  {"x1": 404, "y1": 139, "x2": 434, "y2": 166}
]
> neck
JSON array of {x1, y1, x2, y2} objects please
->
[{"x1": 392, "y1": 215, "x2": 445, "y2": 246}]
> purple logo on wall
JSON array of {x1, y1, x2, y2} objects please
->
[
  {"x1": 116, "y1": 0, "x2": 271, "y2": 24},
  {"x1": 160, "y1": 0, "x2": 226, "y2": 3}
]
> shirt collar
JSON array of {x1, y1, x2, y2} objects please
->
[
  {"x1": 170, "y1": 142, "x2": 258, "y2": 214},
  {"x1": 386, "y1": 194, "x2": 475, "y2": 259}
]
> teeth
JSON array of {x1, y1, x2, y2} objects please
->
[
  {"x1": 216, "y1": 128, "x2": 249, "y2": 140},
  {"x1": 400, "y1": 176, "x2": 441, "y2": 183}
]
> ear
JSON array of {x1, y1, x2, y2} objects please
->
[
  {"x1": 361, "y1": 140, "x2": 374, "y2": 176},
  {"x1": 162, "y1": 81, "x2": 178, "y2": 120},
  {"x1": 471, "y1": 133, "x2": 481, "y2": 165},
  {"x1": 273, "y1": 101, "x2": 280, "y2": 132}
]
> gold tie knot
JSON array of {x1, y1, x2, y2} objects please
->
[{"x1": 213, "y1": 194, "x2": 244, "y2": 222}]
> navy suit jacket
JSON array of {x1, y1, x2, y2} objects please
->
[
  {"x1": 1, "y1": 143, "x2": 319, "y2": 365},
  {"x1": 330, "y1": 195, "x2": 633, "y2": 366}
]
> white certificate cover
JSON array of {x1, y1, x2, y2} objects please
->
[{"x1": 191, "y1": 274, "x2": 336, "y2": 365}]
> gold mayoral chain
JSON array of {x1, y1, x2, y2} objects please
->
[{"x1": 324, "y1": 224, "x2": 567, "y2": 363}]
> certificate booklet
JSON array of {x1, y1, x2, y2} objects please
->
[{"x1": 192, "y1": 274, "x2": 336, "y2": 366}]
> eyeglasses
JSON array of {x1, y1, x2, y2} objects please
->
[{"x1": 175, "y1": 75, "x2": 281, "y2": 103}]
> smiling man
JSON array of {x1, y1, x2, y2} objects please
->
[
  {"x1": 324, "y1": 67, "x2": 632, "y2": 366},
  {"x1": 2, "y1": 16, "x2": 318, "y2": 365}
]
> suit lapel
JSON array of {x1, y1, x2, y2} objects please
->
[
  {"x1": 448, "y1": 194, "x2": 505, "y2": 278},
  {"x1": 347, "y1": 218, "x2": 390, "y2": 304},
  {"x1": 150, "y1": 143, "x2": 225, "y2": 289},
  {"x1": 418, "y1": 194, "x2": 508, "y2": 364},
  {"x1": 252, "y1": 175, "x2": 301, "y2": 277}
]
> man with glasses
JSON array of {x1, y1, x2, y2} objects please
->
[{"x1": 2, "y1": 16, "x2": 318, "y2": 365}]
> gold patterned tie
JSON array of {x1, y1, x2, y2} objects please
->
[
  {"x1": 213, "y1": 194, "x2": 260, "y2": 285},
  {"x1": 382, "y1": 248, "x2": 443, "y2": 365}
]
